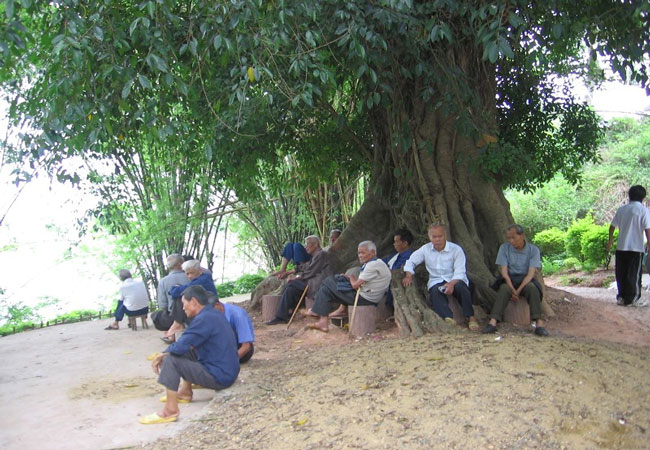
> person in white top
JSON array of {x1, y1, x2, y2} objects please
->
[
  {"x1": 402, "y1": 224, "x2": 478, "y2": 330},
  {"x1": 105, "y1": 269, "x2": 150, "y2": 330},
  {"x1": 606, "y1": 185, "x2": 650, "y2": 307}
]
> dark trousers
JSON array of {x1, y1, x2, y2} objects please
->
[
  {"x1": 427, "y1": 281, "x2": 473, "y2": 320},
  {"x1": 114, "y1": 300, "x2": 149, "y2": 322},
  {"x1": 615, "y1": 250, "x2": 644, "y2": 305},
  {"x1": 311, "y1": 276, "x2": 374, "y2": 317},
  {"x1": 170, "y1": 297, "x2": 188, "y2": 324},
  {"x1": 275, "y1": 279, "x2": 309, "y2": 321},
  {"x1": 158, "y1": 351, "x2": 225, "y2": 392},
  {"x1": 239, "y1": 343, "x2": 254, "y2": 364},
  {"x1": 489, "y1": 283, "x2": 542, "y2": 321}
]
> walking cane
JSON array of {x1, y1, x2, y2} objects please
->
[
  {"x1": 286, "y1": 284, "x2": 309, "y2": 330},
  {"x1": 348, "y1": 288, "x2": 361, "y2": 333}
]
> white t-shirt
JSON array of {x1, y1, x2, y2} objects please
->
[
  {"x1": 611, "y1": 201, "x2": 650, "y2": 252},
  {"x1": 120, "y1": 278, "x2": 150, "y2": 311},
  {"x1": 358, "y1": 259, "x2": 392, "y2": 303}
]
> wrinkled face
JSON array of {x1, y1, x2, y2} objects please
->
[
  {"x1": 330, "y1": 231, "x2": 341, "y2": 244},
  {"x1": 507, "y1": 229, "x2": 526, "y2": 250},
  {"x1": 358, "y1": 246, "x2": 375, "y2": 264},
  {"x1": 428, "y1": 227, "x2": 447, "y2": 251},
  {"x1": 304, "y1": 239, "x2": 319, "y2": 255},
  {"x1": 185, "y1": 267, "x2": 201, "y2": 281},
  {"x1": 182, "y1": 296, "x2": 200, "y2": 318},
  {"x1": 393, "y1": 235, "x2": 409, "y2": 253}
]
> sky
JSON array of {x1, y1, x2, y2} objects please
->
[{"x1": 1, "y1": 79, "x2": 649, "y2": 323}]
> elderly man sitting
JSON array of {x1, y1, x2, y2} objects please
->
[
  {"x1": 211, "y1": 296, "x2": 256, "y2": 363},
  {"x1": 306, "y1": 240, "x2": 391, "y2": 332},
  {"x1": 105, "y1": 269, "x2": 149, "y2": 330},
  {"x1": 140, "y1": 285, "x2": 239, "y2": 424},
  {"x1": 265, "y1": 235, "x2": 331, "y2": 325},
  {"x1": 164, "y1": 259, "x2": 218, "y2": 342},
  {"x1": 482, "y1": 224, "x2": 548, "y2": 336},
  {"x1": 272, "y1": 228, "x2": 341, "y2": 279}
]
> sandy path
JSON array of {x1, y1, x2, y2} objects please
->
[{"x1": 0, "y1": 290, "x2": 649, "y2": 449}]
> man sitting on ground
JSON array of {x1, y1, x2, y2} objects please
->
[
  {"x1": 140, "y1": 285, "x2": 239, "y2": 424},
  {"x1": 606, "y1": 185, "x2": 650, "y2": 307},
  {"x1": 164, "y1": 260, "x2": 218, "y2": 342},
  {"x1": 211, "y1": 295, "x2": 256, "y2": 363},
  {"x1": 266, "y1": 235, "x2": 332, "y2": 325},
  {"x1": 307, "y1": 240, "x2": 391, "y2": 332},
  {"x1": 482, "y1": 224, "x2": 548, "y2": 336},
  {"x1": 402, "y1": 224, "x2": 478, "y2": 330},
  {"x1": 105, "y1": 269, "x2": 149, "y2": 330}
]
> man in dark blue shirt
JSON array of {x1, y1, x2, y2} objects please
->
[
  {"x1": 382, "y1": 228, "x2": 414, "y2": 308},
  {"x1": 140, "y1": 285, "x2": 239, "y2": 424}
]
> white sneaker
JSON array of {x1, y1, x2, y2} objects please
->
[{"x1": 631, "y1": 298, "x2": 649, "y2": 307}]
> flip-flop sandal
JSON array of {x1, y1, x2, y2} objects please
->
[
  {"x1": 159, "y1": 395, "x2": 191, "y2": 403},
  {"x1": 328, "y1": 314, "x2": 347, "y2": 319},
  {"x1": 468, "y1": 320, "x2": 480, "y2": 331},
  {"x1": 160, "y1": 337, "x2": 175, "y2": 344},
  {"x1": 138, "y1": 412, "x2": 178, "y2": 424},
  {"x1": 307, "y1": 324, "x2": 329, "y2": 333},
  {"x1": 104, "y1": 326, "x2": 119, "y2": 330}
]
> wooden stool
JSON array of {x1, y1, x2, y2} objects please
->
[
  {"x1": 262, "y1": 295, "x2": 281, "y2": 322},
  {"x1": 504, "y1": 299, "x2": 531, "y2": 326},
  {"x1": 128, "y1": 315, "x2": 148, "y2": 331},
  {"x1": 375, "y1": 295, "x2": 392, "y2": 323},
  {"x1": 348, "y1": 305, "x2": 376, "y2": 338}
]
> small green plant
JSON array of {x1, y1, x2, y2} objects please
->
[
  {"x1": 541, "y1": 257, "x2": 564, "y2": 275},
  {"x1": 533, "y1": 227, "x2": 567, "y2": 257},
  {"x1": 562, "y1": 257, "x2": 581, "y2": 270},
  {"x1": 216, "y1": 282, "x2": 236, "y2": 298},
  {"x1": 233, "y1": 274, "x2": 266, "y2": 294},
  {"x1": 580, "y1": 225, "x2": 615, "y2": 266}
]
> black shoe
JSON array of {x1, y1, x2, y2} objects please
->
[
  {"x1": 534, "y1": 326, "x2": 549, "y2": 337},
  {"x1": 265, "y1": 318, "x2": 287, "y2": 325},
  {"x1": 481, "y1": 323, "x2": 498, "y2": 334}
]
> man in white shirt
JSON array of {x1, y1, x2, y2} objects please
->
[
  {"x1": 402, "y1": 224, "x2": 478, "y2": 330},
  {"x1": 606, "y1": 185, "x2": 650, "y2": 307},
  {"x1": 105, "y1": 269, "x2": 150, "y2": 330}
]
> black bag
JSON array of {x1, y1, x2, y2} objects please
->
[{"x1": 151, "y1": 309, "x2": 174, "y2": 331}]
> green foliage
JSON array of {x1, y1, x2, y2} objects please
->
[
  {"x1": 562, "y1": 257, "x2": 581, "y2": 271},
  {"x1": 216, "y1": 282, "x2": 236, "y2": 299},
  {"x1": 541, "y1": 257, "x2": 564, "y2": 276},
  {"x1": 533, "y1": 228, "x2": 567, "y2": 258},
  {"x1": 580, "y1": 225, "x2": 614, "y2": 266},
  {"x1": 565, "y1": 216, "x2": 596, "y2": 261},
  {"x1": 216, "y1": 273, "x2": 266, "y2": 298}
]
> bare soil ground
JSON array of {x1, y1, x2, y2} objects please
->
[{"x1": 1, "y1": 288, "x2": 649, "y2": 450}]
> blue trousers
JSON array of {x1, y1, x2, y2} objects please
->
[
  {"x1": 281, "y1": 242, "x2": 311, "y2": 264},
  {"x1": 427, "y1": 281, "x2": 473, "y2": 320},
  {"x1": 114, "y1": 300, "x2": 149, "y2": 322}
]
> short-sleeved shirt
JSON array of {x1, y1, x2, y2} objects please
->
[
  {"x1": 611, "y1": 201, "x2": 650, "y2": 252},
  {"x1": 157, "y1": 270, "x2": 189, "y2": 311},
  {"x1": 495, "y1": 242, "x2": 541, "y2": 276},
  {"x1": 222, "y1": 303, "x2": 255, "y2": 344},
  {"x1": 358, "y1": 259, "x2": 392, "y2": 303},
  {"x1": 120, "y1": 278, "x2": 150, "y2": 311}
]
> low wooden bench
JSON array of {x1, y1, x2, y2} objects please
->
[{"x1": 128, "y1": 315, "x2": 148, "y2": 331}]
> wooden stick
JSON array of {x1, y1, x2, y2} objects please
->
[
  {"x1": 349, "y1": 288, "x2": 361, "y2": 333},
  {"x1": 286, "y1": 284, "x2": 309, "y2": 330}
]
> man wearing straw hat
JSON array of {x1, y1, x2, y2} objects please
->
[{"x1": 307, "y1": 240, "x2": 391, "y2": 332}]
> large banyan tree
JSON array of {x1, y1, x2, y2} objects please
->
[{"x1": 2, "y1": 0, "x2": 649, "y2": 333}]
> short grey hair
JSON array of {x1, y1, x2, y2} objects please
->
[
  {"x1": 428, "y1": 223, "x2": 448, "y2": 234},
  {"x1": 330, "y1": 229, "x2": 342, "y2": 237},
  {"x1": 305, "y1": 235, "x2": 321, "y2": 247},
  {"x1": 507, "y1": 224, "x2": 525, "y2": 235},
  {"x1": 166, "y1": 254, "x2": 184, "y2": 269},
  {"x1": 118, "y1": 269, "x2": 132, "y2": 281},
  {"x1": 358, "y1": 240, "x2": 377, "y2": 253},
  {"x1": 181, "y1": 259, "x2": 201, "y2": 272}
]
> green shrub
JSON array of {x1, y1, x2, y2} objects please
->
[
  {"x1": 233, "y1": 274, "x2": 266, "y2": 294},
  {"x1": 565, "y1": 215, "x2": 595, "y2": 260},
  {"x1": 562, "y1": 257, "x2": 581, "y2": 270},
  {"x1": 216, "y1": 282, "x2": 236, "y2": 298},
  {"x1": 533, "y1": 228, "x2": 567, "y2": 257},
  {"x1": 541, "y1": 257, "x2": 563, "y2": 275},
  {"x1": 580, "y1": 225, "x2": 613, "y2": 266}
]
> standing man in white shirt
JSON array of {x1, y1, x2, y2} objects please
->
[
  {"x1": 105, "y1": 269, "x2": 150, "y2": 330},
  {"x1": 606, "y1": 185, "x2": 650, "y2": 307},
  {"x1": 402, "y1": 224, "x2": 478, "y2": 330}
]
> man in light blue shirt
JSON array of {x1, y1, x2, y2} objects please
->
[
  {"x1": 402, "y1": 224, "x2": 477, "y2": 330},
  {"x1": 213, "y1": 298, "x2": 256, "y2": 363}
]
